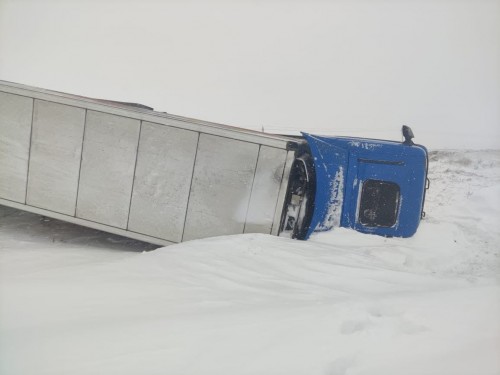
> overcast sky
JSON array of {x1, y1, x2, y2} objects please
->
[{"x1": 1, "y1": 0, "x2": 498, "y2": 149}]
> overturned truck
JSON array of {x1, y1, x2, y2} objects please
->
[{"x1": 0, "y1": 81, "x2": 428, "y2": 246}]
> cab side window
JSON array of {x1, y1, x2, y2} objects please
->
[{"x1": 358, "y1": 179, "x2": 400, "y2": 227}]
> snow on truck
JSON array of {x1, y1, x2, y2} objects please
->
[{"x1": 0, "y1": 81, "x2": 429, "y2": 246}]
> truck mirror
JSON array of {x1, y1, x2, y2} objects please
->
[{"x1": 402, "y1": 125, "x2": 415, "y2": 146}]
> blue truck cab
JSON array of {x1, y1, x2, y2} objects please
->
[{"x1": 281, "y1": 127, "x2": 429, "y2": 239}]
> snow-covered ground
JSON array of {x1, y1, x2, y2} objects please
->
[{"x1": 1, "y1": 149, "x2": 499, "y2": 375}]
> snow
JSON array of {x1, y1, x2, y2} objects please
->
[{"x1": 1, "y1": 150, "x2": 499, "y2": 375}]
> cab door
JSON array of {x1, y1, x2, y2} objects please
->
[{"x1": 343, "y1": 144, "x2": 427, "y2": 237}]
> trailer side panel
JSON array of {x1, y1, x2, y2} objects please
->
[
  {"x1": 127, "y1": 122, "x2": 199, "y2": 242},
  {"x1": 0, "y1": 92, "x2": 33, "y2": 203},
  {"x1": 244, "y1": 146, "x2": 288, "y2": 234},
  {"x1": 26, "y1": 100, "x2": 86, "y2": 215},
  {"x1": 182, "y1": 134, "x2": 260, "y2": 241},
  {"x1": 76, "y1": 111, "x2": 140, "y2": 228}
]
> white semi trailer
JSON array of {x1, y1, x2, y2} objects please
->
[{"x1": 0, "y1": 81, "x2": 428, "y2": 246}]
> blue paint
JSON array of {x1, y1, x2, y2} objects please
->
[{"x1": 304, "y1": 134, "x2": 428, "y2": 238}]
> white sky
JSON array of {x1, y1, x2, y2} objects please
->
[{"x1": 0, "y1": 0, "x2": 498, "y2": 149}]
